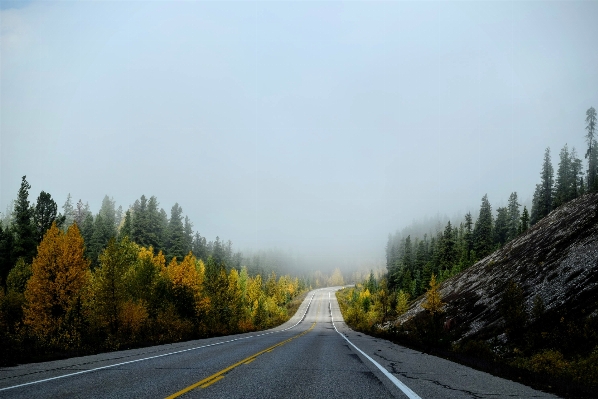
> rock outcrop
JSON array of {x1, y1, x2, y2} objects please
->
[{"x1": 395, "y1": 193, "x2": 598, "y2": 340}]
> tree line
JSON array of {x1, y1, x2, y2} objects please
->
[
  {"x1": 0, "y1": 182, "x2": 307, "y2": 365},
  {"x1": 386, "y1": 106, "x2": 597, "y2": 301}
]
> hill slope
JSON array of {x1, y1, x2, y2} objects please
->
[{"x1": 396, "y1": 192, "x2": 598, "y2": 341}]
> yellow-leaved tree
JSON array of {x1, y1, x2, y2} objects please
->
[
  {"x1": 24, "y1": 222, "x2": 90, "y2": 347},
  {"x1": 328, "y1": 268, "x2": 345, "y2": 287},
  {"x1": 421, "y1": 274, "x2": 444, "y2": 316}
]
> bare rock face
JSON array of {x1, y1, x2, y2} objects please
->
[{"x1": 395, "y1": 193, "x2": 598, "y2": 340}]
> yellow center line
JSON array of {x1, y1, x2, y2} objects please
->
[{"x1": 165, "y1": 300, "x2": 320, "y2": 399}]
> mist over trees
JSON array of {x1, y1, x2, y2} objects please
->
[
  {"x1": 0, "y1": 184, "x2": 315, "y2": 364},
  {"x1": 385, "y1": 106, "x2": 596, "y2": 301}
]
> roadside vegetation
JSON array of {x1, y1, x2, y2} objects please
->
[
  {"x1": 0, "y1": 180, "x2": 317, "y2": 366},
  {"x1": 338, "y1": 106, "x2": 598, "y2": 398}
]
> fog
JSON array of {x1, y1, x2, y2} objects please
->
[{"x1": 2, "y1": 1, "x2": 597, "y2": 273}]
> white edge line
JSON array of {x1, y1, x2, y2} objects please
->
[
  {"x1": 0, "y1": 291, "x2": 318, "y2": 392},
  {"x1": 328, "y1": 291, "x2": 422, "y2": 399}
]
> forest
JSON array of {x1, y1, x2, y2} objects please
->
[
  {"x1": 0, "y1": 183, "x2": 331, "y2": 365},
  {"x1": 337, "y1": 106, "x2": 598, "y2": 394}
]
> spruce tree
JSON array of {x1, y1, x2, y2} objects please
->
[
  {"x1": 33, "y1": 191, "x2": 64, "y2": 243},
  {"x1": 12, "y1": 176, "x2": 37, "y2": 262},
  {"x1": 131, "y1": 196, "x2": 149, "y2": 246},
  {"x1": 585, "y1": 106, "x2": 597, "y2": 192},
  {"x1": 532, "y1": 147, "x2": 554, "y2": 224},
  {"x1": 554, "y1": 144, "x2": 571, "y2": 208},
  {"x1": 439, "y1": 222, "x2": 456, "y2": 272},
  {"x1": 506, "y1": 192, "x2": 520, "y2": 242},
  {"x1": 519, "y1": 206, "x2": 530, "y2": 234},
  {"x1": 494, "y1": 207, "x2": 509, "y2": 247},
  {"x1": 473, "y1": 194, "x2": 494, "y2": 259},
  {"x1": 62, "y1": 193, "x2": 75, "y2": 230},
  {"x1": 146, "y1": 196, "x2": 163, "y2": 250},
  {"x1": 166, "y1": 203, "x2": 186, "y2": 261},
  {"x1": 183, "y1": 216, "x2": 193, "y2": 255},
  {"x1": 570, "y1": 148, "x2": 583, "y2": 199},
  {"x1": 119, "y1": 210, "x2": 132, "y2": 241},
  {"x1": 463, "y1": 213, "x2": 473, "y2": 263},
  {"x1": 0, "y1": 223, "x2": 16, "y2": 287}
]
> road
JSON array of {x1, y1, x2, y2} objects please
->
[{"x1": 0, "y1": 288, "x2": 559, "y2": 398}]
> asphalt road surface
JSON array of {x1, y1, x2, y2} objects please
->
[{"x1": 0, "y1": 288, "x2": 560, "y2": 398}]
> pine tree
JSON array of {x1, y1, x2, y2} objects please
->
[
  {"x1": 131, "y1": 196, "x2": 149, "y2": 246},
  {"x1": 73, "y1": 200, "x2": 90, "y2": 227},
  {"x1": 146, "y1": 196, "x2": 163, "y2": 250},
  {"x1": 119, "y1": 210, "x2": 132, "y2": 241},
  {"x1": 183, "y1": 216, "x2": 193, "y2": 255},
  {"x1": 540, "y1": 147, "x2": 554, "y2": 217},
  {"x1": 98, "y1": 195, "x2": 117, "y2": 239},
  {"x1": 81, "y1": 213, "x2": 95, "y2": 259},
  {"x1": 166, "y1": 203, "x2": 186, "y2": 262},
  {"x1": 439, "y1": 222, "x2": 456, "y2": 272},
  {"x1": 506, "y1": 192, "x2": 520, "y2": 242},
  {"x1": 569, "y1": 147, "x2": 583, "y2": 199},
  {"x1": 0, "y1": 223, "x2": 16, "y2": 287},
  {"x1": 585, "y1": 107, "x2": 597, "y2": 192},
  {"x1": 519, "y1": 206, "x2": 530, "y2": 234},
  {"x1": 530, "y1": 183, "x2": 542, "y2": 225},
  {"x1": 62, "y1": 194, "x2": 75, "y2": 230},
  {"x1": 473, "y1": 194, "x2": 494, "y2": 259},
  {"x1": 33, "y1": 191, "x2": 64, "y2": 243},
  {"x1": 494, "y1": 207, "x2": 509, "y2": 247},
  {"x1": 192, "y1": 232, "x2": 208, "y2": 261},
  {"x1": 554, "y1": 144, "x2": 571, "y2": 208},
  {"x1": 12, "y1": 176, "x2": 37, "y2": 262}
]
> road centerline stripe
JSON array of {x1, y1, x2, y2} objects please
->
[
  {"x1": 0, "y1": 291, "x2": 319, "y2": 392},
  {"x1": 165, "y1": 321, "x2": 317, "y2": 399}
]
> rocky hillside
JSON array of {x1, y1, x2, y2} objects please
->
[{"x1": 395, "y1": 193, "x2": 598, "y2": 340}]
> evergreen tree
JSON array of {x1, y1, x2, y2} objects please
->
[
  {"x1": 530, "y1": 183, "x2": 542, "y2": 225},
  {"x1": 585, "y1": 106, "x2": 597, "y2": 192},
  {"x1": 81, "y1": 213, "x2": 95, "y2": 258},
  {"x1": 62, "y1": 193, "x2": 75, "y2": 230},
  {"x1": 98, "y1": 195, "x2": 117, "y2": 239},
  {"x1": 183, "y1": 216, "x2": 193, "y2": 255},
  {"x1": 12, "y1": 176, "x2": 37, "y2": 263},
  {"x1": 463, "y1": 213, "x2": 473, "y2": 264},
  {"x1": 131, "y1": 196, "x2": 149, "y2": 246},
  {"x1": 212, "y1": 236, "x2": 225, "y2": 265},
  {"x1": 519, "y1": 206, "x2": 530, "y2": 234},
  {"x1": 439, "y1": 222, "x2": 456, "y2": 272},
  {"x1": 570, "y1": 148, "x2": 583, "y2": 199},
  {"x1": 74, "y1": 200, "x2": 90, "y2": 227},
  {"x1": 506, "y1": 192, "x2": 520, "y2": 242},
  {"x1": 166, "y1": 203, "x2": 186, "y2": 261},
  {"x1": 403, "y1": 235, "x2": 413, "y2": 272},
  {"x1": 119, "y1": 210, "x2": 132, "y2": 241},
  {"x1": 191, "y1": 232, "x2": 208, "y2": 261},
  {"x1": 540, "y1": 147, "x2": 554, "y2": 217},
  {"x1": 494, "y1": 207, "x2": 509, "y2": 247},
  {"x1": 473, "y1": 194, "x2": 494, "y2": 259},
  {"x1": 0, "y1": 223, "x2": 16, "y2": 287},
  {"x1": 554, "y1": 144, "x2": 572, "y2": 208},
  {"x1": 146, "y1": 196, "x2": 163, "y2": 250},
  {"x1": 33, "y1": 191, "x2": 64, "y2": 243}
]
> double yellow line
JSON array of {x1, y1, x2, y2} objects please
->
[{"x1": 165, "y1": 321, "x2": 317, "y2": 398}]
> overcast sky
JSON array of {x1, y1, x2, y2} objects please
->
[{"x1": 1, "y1": 0, "x2": 597, "y2": 270}]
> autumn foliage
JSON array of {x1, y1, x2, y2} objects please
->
[
  {"x1": 24, "y1": 222, "x2": 90, "y2": 345},
  {"x1": 1, "y1": 223, "x2": 305, "y2": 363}
]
